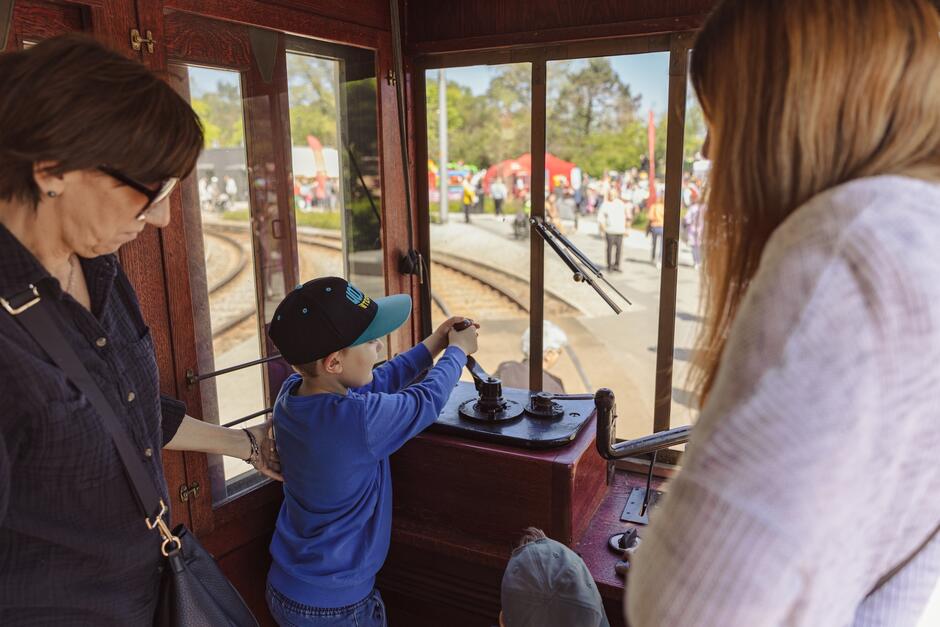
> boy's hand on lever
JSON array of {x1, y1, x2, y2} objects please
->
[
  {"x1": 448, "y1": 319, "x2": 480, "y2": 356},
  {"x1": 422, "y1": 316, "x2": 479, "y2": 357}
]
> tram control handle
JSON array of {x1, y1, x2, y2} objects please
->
[
  {"x1": 595, "y1": 388, "x2": 692, "y2": 556},
  {"x1": 594, "y1": 388, "x2": 691, "y2": 461}
]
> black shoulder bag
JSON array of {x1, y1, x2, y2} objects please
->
[{"x1": 1, "y1": 284, "x2": 258, "y2": 627}]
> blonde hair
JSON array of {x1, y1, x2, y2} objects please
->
[
  {"x1": 515, "y1": 527, "x2": 547, "y2": 549},
  {"x1": 690, "y1": 0, "x2": 940, "y2": 402}
]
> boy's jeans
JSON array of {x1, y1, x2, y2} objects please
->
[{"x1": 266, "y1": 584, "x2": 387, "y2": 627}]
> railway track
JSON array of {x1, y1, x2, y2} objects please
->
[{"x1": 203, "y1": 222, "x2": 576, "y2": 350}]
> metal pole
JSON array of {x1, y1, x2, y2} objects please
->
[{"x1": 438, "y1": 68, "x2": 449, "y2": 224}]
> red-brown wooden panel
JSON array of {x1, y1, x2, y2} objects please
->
[
  {"x1": 391, "y1": 414, "x2": 607, "y2": 557},
  {"x1": 163, "y1": 10, "x2": 254, "y2": 69},
  {"x1": 7, "y1": 0, "x2": 86, "y2": 50},
  {"x1": 376, "y1": 34, "x2": 420, "y2": 355},
  {"x1": 405, "y1": 0, "x2": 714, "y2": 53},
  {"x1": 11, "y1": 0, "x2": 138, "y2": 58},
  {"x1": 265, "y1": 0, "x2": 389, "y2": 32},
  {"x1": 214, "y1": 526, "x2": 278, "y2": 626},
  {"x1": 165, "y1": 0, "x2": 384, "y2": 49},
  {"x1": 379, "y1": 541, "x2": 504, "y2": 627},
  {"x1": 575, "y1": 469, "x2": 673, "y2": 627},
  {"x1": 381, "y1": 419, "x2": 608, "y2": 626}
]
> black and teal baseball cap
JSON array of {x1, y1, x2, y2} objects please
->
[{"x1": 268, "y1": 276, "x2": 412, "y2": 365}]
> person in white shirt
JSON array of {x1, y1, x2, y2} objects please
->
[
  {"x1": 596, "y1": 188, "x2": 628, "y2": 272},
  {"x1": 491, "y1": 178, "x2": 508, "y2": 220},
  {"x1": 626, "y1": 1, "x2": 940, "y2": 626}
]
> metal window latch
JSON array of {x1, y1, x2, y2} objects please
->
[
  {"x1": 665, "y1": 238, "x2": 679, "y2": 269},
  {"x1": 385, "y1": 69, "x2": 397, "y2": 86},
  {"x1": 178, "y1": 481, "x2": 200, "y2": 502},
  {"x1": 131, "y1": 29, "x2": 155, "y2": 54}
]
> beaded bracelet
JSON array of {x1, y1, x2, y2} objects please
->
[{"x1": 243, "y1": 428, "x2": 261, "y2": 467}]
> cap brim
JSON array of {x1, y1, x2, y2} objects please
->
[{"x1": 351, "y1": 293, "x2": 412, "y2": 346}]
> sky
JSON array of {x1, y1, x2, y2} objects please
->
[
  {"x1": 439, "y1": 51, "x2": 671, "y2": 115},
  {"x1": 188, "y1": 66, "x2": 239, "y2": 99}
]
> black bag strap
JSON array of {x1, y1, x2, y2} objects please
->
[{"x1": 1, "y1": 283, "x2": 166, "y2": 525}]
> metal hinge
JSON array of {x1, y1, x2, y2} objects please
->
[
  {"x1": 178, "y1": 481, "x2": 201, "y2": 502},
  {"x1": 385, "y1": 69, "x2": 397, "y2": 86},
  {"x1": 131, "y1": 28, "x2": 155, "y2": 54}
]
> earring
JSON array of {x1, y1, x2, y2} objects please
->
[{"x1": 47, "y1": 191, "x2": 57, "y2": 198}]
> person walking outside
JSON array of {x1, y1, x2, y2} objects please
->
[
  {"x1": 461, "y1": 176, "x2": 476, "y2": 224},
  {"x1": 597, "y1": 188, "x2": 627, "y2": 272},
  {"x1": 683, "y1": 200, "x2": 706, "y2": 269},
  {"x1": 647, "y1": 200, "x2": 665, "y2": 268},
  {"x1": 491, "y1": 177, "x2": 508, "y2": 220}
]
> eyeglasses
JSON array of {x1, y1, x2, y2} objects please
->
[{"x1": 98, "y1": 165, "x2": 179, "y2": 221}]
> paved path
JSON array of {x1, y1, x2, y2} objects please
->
[{"x1": 430, "y1": 214, "x2": 703, "y2": 437}]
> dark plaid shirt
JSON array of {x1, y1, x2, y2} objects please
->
[{"x1": 0, "y1": 223, "x2": 186, "y2": 625}]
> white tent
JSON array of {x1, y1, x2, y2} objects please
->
[{"x1": 291, "y1": 146, "x2": 340, "y2": 178}]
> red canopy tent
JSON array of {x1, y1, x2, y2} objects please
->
[{"x1": 483, "y1": 152, "x2": 577, "y2": 193}]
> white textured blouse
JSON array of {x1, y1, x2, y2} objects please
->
[{"x1": 627, "y1": 176, "x2": 940, "y2": 626}]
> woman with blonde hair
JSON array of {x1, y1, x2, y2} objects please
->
[{"x1": 627, "y1": 1, "x2": 940, "y2": 625}]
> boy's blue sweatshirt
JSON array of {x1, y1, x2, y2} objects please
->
[{"x1": 268, "y1": 343, "x2": 465, "y2": 608}]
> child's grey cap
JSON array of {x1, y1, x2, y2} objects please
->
[{"x1": 501, "y1": 537, "x2": 610, "y2": 627}]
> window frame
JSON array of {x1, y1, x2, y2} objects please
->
[
  {"x1": 413, "y1": 32, "x2": 695, "y2": 461},
  {"x1": 159, "y1": 11, "x2": 398, "y2": 534}
]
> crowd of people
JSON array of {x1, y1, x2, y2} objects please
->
[
  {"x1": 457, "y1": 165, "x2": 710, "y2": 272},
  {"x1": 292, "y1": 176, "x2": 338, "y2": 212},
  {"x1": 198, "y1": 174, "x2": 241, "y2": 213}
]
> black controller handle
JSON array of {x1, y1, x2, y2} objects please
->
[
  {"x1": 465, "y1": 356, "x2": 492, "y2": 392},
  {"x1": 450, "y1": 318, "x2": 489, "y2": 388},
  {"x1": 452, "y1": 318, "x2": 474, "y2": 332}
]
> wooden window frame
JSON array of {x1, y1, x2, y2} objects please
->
[
  {"x1": 149, "y1": 6, "x2": 415, "y2": 542},
  {"x1": 412, "y1": 32, "x2": 695, "y2": 461}
]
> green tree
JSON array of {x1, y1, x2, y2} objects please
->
[
  {"x1": 683, "y1": 96, "x2": 707, "y2": 168},
  {"x1": 286, "y1": 54, "x2": 338, "y2": 147},
  {"x1": 426, "y1": 75, "x2": 494, "y2": 168},
  {"x1": 547, "y1": 58, "x2": 642, "y2": 176},
  {"x1": 192, "y1": 81, "x2": 245, "y2": 148},
  {"x1": 484, "y1": 64, "x2": 531, "y2": 163}
]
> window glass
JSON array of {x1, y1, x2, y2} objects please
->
[
  {"x1": 171, "y1": 64, "x2": 271, "y2": 502},
  {"x1": 672, "y1": 80, "x2": 709, "y2": 429},
  {"x1": 286, "y1": 43, "x2": 384, "y2": 299},
  {"x1": 545, "y1": 53, "x2": 670, "y2": 439},
  {"x1": 425, "y1": 63, "x2": 536, "y2": 386}
]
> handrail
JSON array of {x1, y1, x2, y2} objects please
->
[
  {"x1": 186, "y1": 353, "x2": 283, "y2": 386},
  {"x1": 222, "y1": 407, "x2": 272, "y2": 428},
  {"x1": 594, "y1": 388, "x2": 691, "y2": 459}
]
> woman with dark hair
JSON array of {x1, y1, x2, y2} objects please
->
[
  {"x1": 0, "y1": 35, "x2": 279, "y2": 624},
  {"x1": 627, "y1": 0, "x2": 940, "y2": 625}
]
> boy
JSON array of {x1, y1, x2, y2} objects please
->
[
  {"x1": 265, "y1": 276, "x2": 478, "y2": 627},
  {"x1": 500, "y1": 528, "x2": 610, "y2": 627}
]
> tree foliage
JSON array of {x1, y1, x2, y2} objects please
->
[
  {"x1": 191, "y1": 81, "x2": 245, "y2": 149},
  {"x1": 425, "y1": 65, "x2": 531, "y2": 169},
  {"x1": 423, "y1": 59, "x2": 702, "y2": 178},
  {"x1": 189, "y1": 57, "x2": 707, "y2": 179}
]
